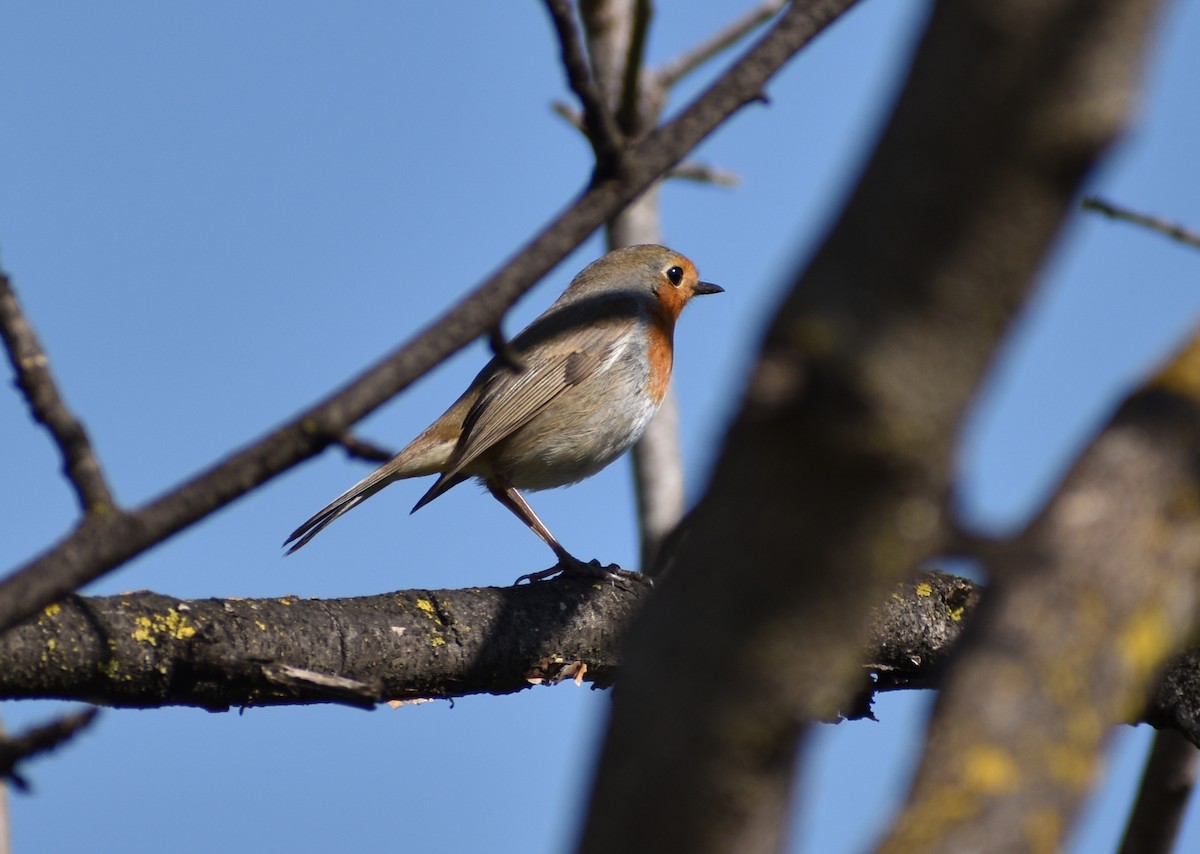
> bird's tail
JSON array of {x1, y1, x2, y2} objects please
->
[{"x1": 283, "y1": 467, "x2": 399, "y2": 554}]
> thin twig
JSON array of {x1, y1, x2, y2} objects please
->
[
  {"x1": 0, "y1": 708, "x2": 99, "y2": 791},
  {"x1": 551, "y1": 100, "x2": 586, "y2": 133},
  {"x1": 0, "y1": 269, "x2": 115, "y2": 515},
  {"x1": 1082, "y1": 197, "x2": 1200, "y2": 250},
  {"x1": 668, "y1": 161, "x2": 740, "y2": 186},
  {"x1": 0, "y1": 0, "x2": 858, "y2": 637},
  {"x1": 488, "y1": 324, "x2": 527, "y2": 374},
  {"x1": 336, "y1": 435, "x2": 395, "y2": 465},
  {"x1": 658, "y1": 0, "x2": 787, "y2": 88},
  {"x1": 543, "y1": 0, "x2": 626, "y2": 170}
]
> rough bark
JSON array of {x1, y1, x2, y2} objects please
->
[{"x1": 579, "y1": 0, "x2": 1169, "y2": 852}]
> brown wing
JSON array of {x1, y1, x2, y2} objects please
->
[{"x1": 410, "y1": 324, "x2": 621, "y2": 511}]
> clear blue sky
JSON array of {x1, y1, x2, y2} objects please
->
[{"x1": 3, "y1": 3, "x2": 1200, "y2": 852}]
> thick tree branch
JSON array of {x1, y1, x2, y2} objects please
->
[
  {"x1": 881, "y1": 359, "x2": 1200, "y2": 851},
  {"x1": 5, "y1": 566, "x2": 1200, "y2": 751},
  {"x1": 580, "y1": 0, "x2": 1168, "y2": 851},
  {"x1": 0, "y1": 577, "x2": 650, "y2": 709},
  {"x1": 0, "y1": 0, "x2": 857, "y2": 637},
  {"x1": 0, "y1": 268, "x2": 114, "y2": 515}
]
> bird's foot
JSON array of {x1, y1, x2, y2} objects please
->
[{"x1": 513, "y1": 556, "x2": 653, "y2": 587}]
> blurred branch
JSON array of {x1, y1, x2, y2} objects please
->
[
  {"x1": 1082, "y1": 196, "x2": 1200, "y2": 250},
  {"x1": 882, "y1": 368, "x2": 1200, "y2": 851},
  {"x1": 0, "y1": 0, "x2": 857, "y2": 637},
  {"x1": 1118, "y1": 729, "x2": 1200, "y2": 854},
  {"x1": 332, "y1": 434, "x2": 395, "y2": 465},
  {"x1": 0, "y1": 708, "x2": 99, "y2": 792},
  {"x1": 658, "y1": 0, "x2": 788, "y2": 88},
  {"x1": 582, "y1": 0, "x2": 1169, "y2": 851},
  {"x1": 0, "y1": 268, "x2": 115, "y2": 515},
  {"x1": 667, "y1": 161, "x2": 740, "y2": 186}
]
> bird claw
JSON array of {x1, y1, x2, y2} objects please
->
[{"x1": 513, "y1": 557, "x2": 653, "y2": 587}]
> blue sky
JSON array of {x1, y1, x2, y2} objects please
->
[{"x1": 3, "y1": 3, "x2": 1200, "y2": 852}]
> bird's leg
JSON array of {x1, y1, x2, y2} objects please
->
[{"x1": 484, "y1": 480, "x2": 648, "y2": 586}]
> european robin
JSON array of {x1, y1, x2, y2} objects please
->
[{"x1": 284, "y1": 244, "x2": 722, "y2": 581}]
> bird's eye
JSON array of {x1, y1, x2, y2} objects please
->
[{"x1": 666, "y1": 266, "x2": 684, "y2": 287}]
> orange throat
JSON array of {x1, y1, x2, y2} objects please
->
[{"x1": 646, "y1": 314, "x2": 675, "y2": 405}]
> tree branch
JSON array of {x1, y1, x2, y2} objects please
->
[
  {"x1": 0, "y1": 708, "x2": 99, "y2": 792},
  {"x1": 0, "y1": 0, "x2": 858, "y2": 637},
  {"x1": 580, "y1": 0, "x2": 1169, "y2": 851},
  {"x1": 657, "y1": 0, "x2": 787, "y2": 89},
  {"x1": 1082, "y1": 196, "x2": 1200, "y2": 250},
  {"x1": 5, "y1": 566, "x2": 1200, "y2": 752},
  {"x1": 882, "y1": 373, "x2": 1200, "y2": 850},
  {"x1": 0, "y1": 577, "x2": 650, "y2": 709},
  {"x1": 0, "y1": 268, "x2": 115, "y2": 515},
  {"x1": 543, "y1": 0, "x2": 626, "y2": 171}
]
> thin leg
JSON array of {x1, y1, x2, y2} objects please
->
[
  {"x1": 485, "y1": 479, "x2": 650, "y2": 586},
  {"x1": 485, "y1": 480, "x2": 576, "y2": 564}
]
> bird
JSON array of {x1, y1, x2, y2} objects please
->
[{"x1": 284, "y1": 244, "x2": 722, "y2": 582}]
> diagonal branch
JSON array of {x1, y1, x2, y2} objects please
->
[
  {"x1": 657, "y1": 0, "x2": 788, "y2": 88},
  {"x1": 581, "y1": 0, "x2": 1169, "y2": 851},
  {"x1": 1082, "y1": 196, "x2": 1200, "y2": 250},
  {"x1": 0, "y1": 0, "x2": 858, "y2": 637},
  {"x1": 0, "y1": 268, "x2": 115, "y2": 515},
  {"x1": 0, "y1": 708, "x2": 99, "y2": 791}
]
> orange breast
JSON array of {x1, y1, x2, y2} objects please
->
[{"x1": 645, "y1": 316, "x2": 674, "y2": 405}]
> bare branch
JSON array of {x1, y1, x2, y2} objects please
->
[
  {"x1": 0, "y1": 0, "x2": 856, "y2": 637},
  {"x1": 658, "y1": 0, "x2": 787, "y2": 88},
  {"x1": 5, "y1": 567, "x2": 1200, "y2": 754},
  {"x1": 543, "y1": 0, "x2": 627, "y2": 171},
  {"x1": 615, "y1": 0, "x2": 653, "y2": 133},
  {"x1": 582, "y1": 0, "x2": 1169, "y2": 850},
  {"x1": 1082, "y1": 196, "x2": 1200, "y2": 250},
  {"x1": 551, "y1": 100, "x2": 586, "y2": 133},
  {"x1": 0, "y1": 269, "x2": 115, "y2": 515},
  {"x1": 1, "y1": 578, "x2": 650, "y2": 709},
  {"x1": 335, "y1": 434, "x2": 395, "y2": 465},
  {"x1": 667, "y1": 161, "x2": 740, "y2": 186},
  {"x1": 0, "y1": 708, "x2": 99, "y2": 791},
  {"x1": 488, "y1": 324, "x2": 528, "y2": 374},
  {"x1": 883, "y1": 371, "x2": 1200, "y2": 851}
]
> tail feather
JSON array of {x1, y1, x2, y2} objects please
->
[{"x1": 283, "y1": 469, "x2": 396, "y2": 554}]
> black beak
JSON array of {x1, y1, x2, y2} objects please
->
[{"x1": 693, "y1": 281, "x2": 723, "y2": 296}]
